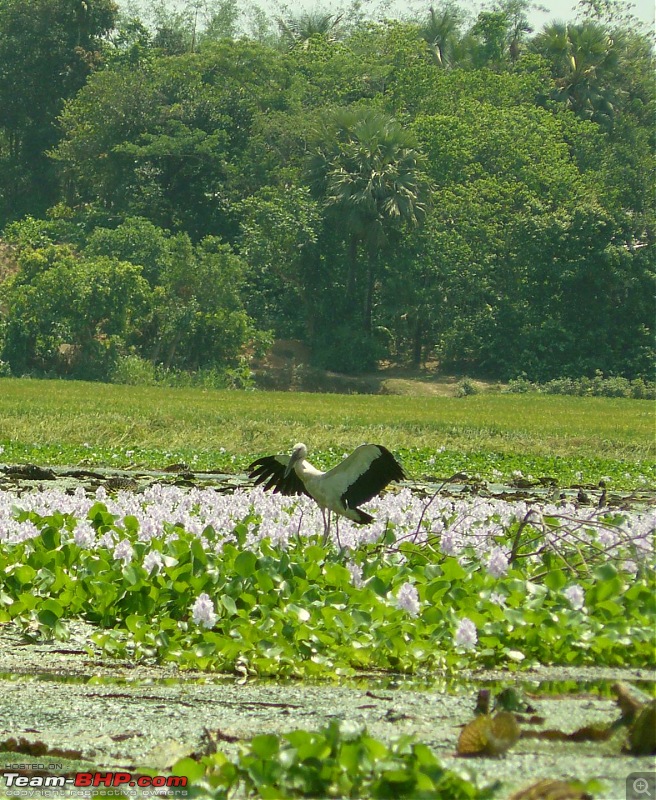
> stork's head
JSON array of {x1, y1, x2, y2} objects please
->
[{"x1": 285, "y1": 442, "x2": 308, "y2": 477}]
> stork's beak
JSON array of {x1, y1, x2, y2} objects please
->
[{"x1": 284, "y1": 450, "x2": 301, "y2": 478}]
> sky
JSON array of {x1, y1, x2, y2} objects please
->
[
  {"x1": 119, "y1": 0, "x2": 656, "y2": 31},
  {"x1": 522, "y1": 0, "x2": 654, "y2": 29},
  {"x1": 322, "y1": 0, "x2": 654, "y2": 31}
]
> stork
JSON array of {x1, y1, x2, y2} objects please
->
[{"x1": 248, "y1": 443, "x2": 405, "y2": 538}]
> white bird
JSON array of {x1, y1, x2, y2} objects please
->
[{"x1": 248, "y1": 443, "x2": 405, "y2": 536}]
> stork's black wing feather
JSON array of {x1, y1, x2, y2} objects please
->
[
  {"x1": 340, "y1": 445, "x2": 405, "y2": 510},
  {"x1": 248, "y1": 454, "x2": 309, "y2": 497}
]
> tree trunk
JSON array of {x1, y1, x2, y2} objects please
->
[
  {"x1": 164, "y1": 330, "x2": 182, "y2": 369},
  {"x1": 347, "y1": 234, "x2": 358, "y2": 297},
  {"x1": 364, "y1": 253, "x2": 376, "y2": 333},
  {"x1": 412, "y1": 318, "x2": 424, "y2": 366}
]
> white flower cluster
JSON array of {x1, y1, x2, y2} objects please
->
[
  {"x1": 0, "y1": 484, "x2": 653, "y2": 580},
  {"x1": 395, "y1": 582, "x2": 420, "y2": 617},
  {"x1": 191, "y1": 592, "x2": 218, "y2": 629}
]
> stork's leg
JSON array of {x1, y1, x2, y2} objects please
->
[
  {"x1": 334, "y1": 515, "x2": 342, "y2": 551},
  {"x1": 321, "y1": 508, "x2": 331, "y2": 545}
]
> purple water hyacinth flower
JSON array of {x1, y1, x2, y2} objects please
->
[
  {"x1": 0, "y1": 483, "x2": 654, "y2": 573},
  {"x1": 73, "y1": 521, "x2": 96, "y2": 549},
  {"x1": 192, "y1": 593, "x2": 218, "y2": 628},
  {"x1": 597, "y1": 527, "x2": 619, "y2": 547},
  {"x1": 455, "y1": 617, "x2": 477, "y2": 650},
  {"x1": 113, "y1": 539, "x2": 134, "y2": 566},
  {"x1": 489, "y1": 591, "x2": 506, "y2": 607},
  {"x1": 348, "y1": 562, "x2": 364, "y2": 588},
  {"x1": 143, "y1": 550, "x2": 164, "y2": 574},
  {"x1": 1, "y1": 519, "x2": 39, "y2": 544},
  {"x1": 440, "y1": 530, "x2": 460, "y2": 556},
  {"x1": 138, "y1": 518, "x2": 159, "y2": 542},
  {"x1": 563, "y1": 584, "x2": 585, "y2": 610},
  {"x1": 486, "y1": 547, "x2": 509, "y2": 578},
  {"x1": 396, "y1": 582, "x2": 420, "y2": 617},
  {"x1": 97, "y1": 531, "x2": 117, "y2": 549}
]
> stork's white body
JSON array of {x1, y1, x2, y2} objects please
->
[
  {"x1": 293, "y1": 459, "x2": 341, "y2": 515},
  {"x1": 248, "y1": 442, "x2": 405, "y2": 531},
  {"x1": 290, "y1": 448, "x2": 372, "y2": 522}
]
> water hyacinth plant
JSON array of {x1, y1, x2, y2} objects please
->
[{"x1": 0, "y1": 483, "x2": 653, "y2": 676}]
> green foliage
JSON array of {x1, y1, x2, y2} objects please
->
[
  {"x1": 238, "y1": 186, "x2": 320, "y2": 338},
  {"x1": 507, "y1": 373, "x2": 656, "y2": 399},
  {"x1": 85, "y1": 216, "x2": 173, "y2": 284},
  {"x1": 1, "y1": 499, "x2": 653, "y2": 677},
  {"x1": 0, "y1": 0, "x2": 117, "y2": 221},
  {"x1": 152, "y1": 235, "x2": 259, "y2": 372},
  {"x1": 1, "y1": 244, "x2": 151, "y2": 379},
  {"x1": 310, "y1": 325, "x2": 386, "y2": 374},
  {"x1": 406, "y1": 97, "x2": 654, "y2": 379},
  {"x1": 3, "y1": 214, "x2": 86, "y2": 249},
  {"x1": 1, "y1": 216, "x2": 264, "y2": 381},
  {"x1": 0, "y1": 3, "x2": 653, "y2": 382},
  {"x1": 174, "y1": 720, "x2": 494, "y2": 798},
  {"x1": 85, "y1": 218, "x2": 258, "y2": 372},
  {"x1": 53, "y1": 40, "x2": 295, "y2": 239},
  {"x1": 110, "y1": 354, "x2": 159, "y2": 386},
  {"x1": 531, "y1": 20, "x2": 624, "y2": 128},
  {"x1": 456, "y1": 378, "x2": 479, "y2": 397},
  {"x1": 110, "y1": 355, "x2": 257, "y2": 390},
  {"x1": 307, "y1": 105, "x2": 430, "y2": 355}
]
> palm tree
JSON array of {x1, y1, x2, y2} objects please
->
[
  {"x1": 504, "y1": 0, "x2": 533, "y2": 62},
  {"x1": 531, "y1": 21, "x2": 619, "y2": 127},
  {"x1": 420, "y1": 4, "x2": 465, "y2": 68},
  {"x1": 309, "y1": 108, "x2": 429, "y2": 332},
  {"x1": 276, "y1": 10, "x2": 343, "y2": 50}
]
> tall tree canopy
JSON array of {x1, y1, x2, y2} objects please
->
[
  {"x1": 0, "y1": 0, "x2": 653, "y2": 382},
  {"x1": 0, "y1": 0, "x2": 118, "y2": 221}
]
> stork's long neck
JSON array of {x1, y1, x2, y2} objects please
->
[{"x1": 294, "y1": 459, "x2": 323, "y2": 483}]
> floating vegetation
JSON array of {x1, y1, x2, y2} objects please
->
[{"x1": 0, "y1": 480, "x2": 652, "y2": 677}]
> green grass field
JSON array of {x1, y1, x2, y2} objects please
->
[{"x1": 0, "y1": 377, "x2": 654, "y2": 486}]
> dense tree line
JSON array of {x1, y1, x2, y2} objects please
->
[{"x1": 0, "y1": 0, "x2": 653, "y2": 382}]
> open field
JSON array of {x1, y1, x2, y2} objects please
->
[
  {"x1": 2, "y1": 377, "x2": 653, "y2": 455},
  {"x1": 0, "y1": 378, "x2": 654, "y2": 485}
]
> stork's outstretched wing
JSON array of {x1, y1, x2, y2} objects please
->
[
  {"x1": 323, "y1": 444, "x2": 405, "y2": 510},
  {"x1": 248, "y1": 454, "x2": 309, "y2": 496}
]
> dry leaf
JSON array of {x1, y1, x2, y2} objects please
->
[
  {"x1": 457, "y1": 711, "x2": 520, "y2": 757},
  {"x1": 628, "y1": 700, "x2": 656, "y2": 755},
  {"x1": 508, "y1": 778, "x2": 593, "y2": 800}
]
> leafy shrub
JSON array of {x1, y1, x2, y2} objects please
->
[
  {"x1": 174, "y1": 720, "x2": 492, "y2": 799},
  {"x1": 85, "y1": 216, "x2": 173, "y2": 284},
  {"x1": 3, "y1": 214, "x2": 83, "y2": 249},
  {"x1": 506, "y1": 377, "x2": 531, "y2": 393},
  {"x1": 110, "y1": 355, "x2": 157, "y2": 386},
  {"x1": 506, "y1": 372, "x2": 656, "y2": 399},
  {"x1": 629, "y1": 378, "x2": 653, "y2": 399},
  {"x1": 1, "y1": 245, "x2": 152, "y2": 380},
  {"x1": 110, "y1": 355, "x2": 255, "y2": 390},
  {"x1": 1, "y1": 223, "x2": 268, "y2": 383},
  {"x1": 456, "y1": 377, "x2": 479, "y2": 397}
]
